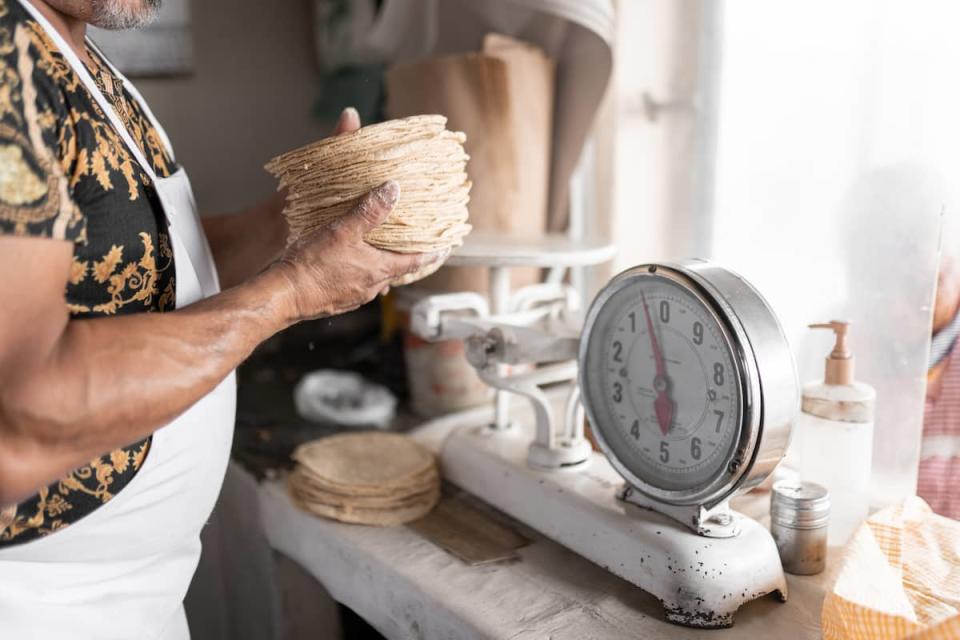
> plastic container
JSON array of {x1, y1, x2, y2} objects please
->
[{"x1": 789, "y1": 321, "x2": 876, "y2": 545}]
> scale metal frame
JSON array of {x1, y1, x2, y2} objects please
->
[{"x1": 409, "y1": 245, "x2": 799, "y2": 629}]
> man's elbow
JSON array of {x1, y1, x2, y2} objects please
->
[
  {"x1": 0, "y1": 466, "x2": 34, "y2": 507},
  {"x1": 0, "y1": 433, "x2": 43, "y2": 506},
  {"x1": 0, "y1": 389, "x2": 65, "y2": 506},
  {"x1": 0, "y1": 371, "x2": 79, "y2": 441}
]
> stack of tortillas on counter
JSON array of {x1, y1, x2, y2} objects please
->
[
  {"x1": 265, "y1": 115, "x2": 472, "y2": 285},
  {"x1": 288, "y1": 432, "x2": 441, "y2": 526}
]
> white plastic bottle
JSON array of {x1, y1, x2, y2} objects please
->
[{"x1": 791, "y1": 321, "x2": 876, "y2": 546}]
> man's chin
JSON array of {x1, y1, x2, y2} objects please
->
[{"x1": 89, "y1": 0, "x2": 162, "y2": 31}]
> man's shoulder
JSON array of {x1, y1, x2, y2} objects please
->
[
  {"x1": 0, "y1": 1, "x2": 71, "y2": 77},
  {"x1": 0, "y1": 0, "x2": 85, "y2": 247},
  {"x1": 0, "y1": 0, "x2": 40, "y2": 43},
  {"x1": 0, "y1": 0, "x2": 77, "y2": 121}
]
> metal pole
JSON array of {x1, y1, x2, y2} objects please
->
[{"x1": 490, "y1": 265, "x2": 511, "y2": 429}]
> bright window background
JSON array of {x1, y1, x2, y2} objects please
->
[{"x1": 711, "y1": 0, "x2": 960, "y2": 503}]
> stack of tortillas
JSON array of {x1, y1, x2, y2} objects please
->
[
  {"x1": 265, "y1": 115, "x2": 472, "y2": 285},
  {"x1": 288, "y1": 432, "x2": 440, "y2": 526}
]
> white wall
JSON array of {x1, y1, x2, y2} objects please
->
[
  {"x1": 712, "y1": 0, "x2": 957, "y2": 504},
  {"x1": 607, "y1": 0, "x2": 718, "y2": 270}
]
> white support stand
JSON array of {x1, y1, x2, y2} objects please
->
[
  {"x1": 414, "y1": 393, "x2": 788, "y2": 629},
  {"x1": 416, "y1": 231, "x2": 616, "y2": 464}
]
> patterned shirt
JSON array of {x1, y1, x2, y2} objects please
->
[{"x1": 0, "y1": 0, "x2": 177, "y2": 546}]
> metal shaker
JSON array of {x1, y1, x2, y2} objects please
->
[{"x1": 770, "y1": 480, "x2": 830, "y2": 575}]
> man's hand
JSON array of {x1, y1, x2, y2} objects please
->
[
  {"x1": 331, "y1": 106, "x2": 361, "y2": 136},
  {"x1": 246, "y1": 106, "x2": 446, "y2": 321},
  {"x1": 203, "y1": 107, "x2": 364, "y2": 289},
  {"x1": 272, "y1": 180, "x2": 446, "y2": 322}
]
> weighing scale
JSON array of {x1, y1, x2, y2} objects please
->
[{"x1": 409, "y1": 232, "x2": 799, "y2": 628}]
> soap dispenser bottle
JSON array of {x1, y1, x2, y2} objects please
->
[{"x1": 792, "y1": 321, "x2": 876, "y2": 545}]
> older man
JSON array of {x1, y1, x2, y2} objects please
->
[{"x1": 0, "y1": 0, "x2": 443, "y2": 637}]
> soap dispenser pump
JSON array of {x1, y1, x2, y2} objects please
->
[
  {"x1": 811, "y1": 321, "x2": 854, "y2": 381},
  {"x1": 792, "y1": 321, "x2": 876, "y2": 545}
]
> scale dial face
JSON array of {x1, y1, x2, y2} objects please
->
[{"x1": 581, "y1": 267, "x2": 747, "y2": 499}]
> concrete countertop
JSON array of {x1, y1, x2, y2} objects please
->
[{"x1": 259, "y1": 478, "x2": 837, "y2": 640}]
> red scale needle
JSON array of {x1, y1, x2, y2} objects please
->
[{"x1": 640, "y1": 292, "x2": 673, "y2": 436}]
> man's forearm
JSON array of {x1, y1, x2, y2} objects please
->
[
  {"x1": 0, "y1": 268, "x2": 293, "y2": 504},
  {"x1": 0, "y1": 177, "x2": 430, "y2": 505}
]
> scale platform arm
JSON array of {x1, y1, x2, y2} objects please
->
[
  {"x1": 408, "y1": 286, "x2": 592, "y2": 470},
  {"x1": 464, "y1": 326, "x2": 591, "y2": 470},
  {"x1": 409, "y1": 292, "x2": 490, "y2": 342},
  {"x1": 408, "y1": 282, "x2": 580, "y2": 343}
]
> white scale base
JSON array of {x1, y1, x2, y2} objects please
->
[{"x1": 414, "y1": 408, "x2": 788, "y2": 629}]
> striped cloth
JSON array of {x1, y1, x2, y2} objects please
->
[
  {"x1": 922, "y1": 344, "x2": 960, "y2": 520},
  {"x1": 822, "y1": 497, "x2": 960, "y2": 640}
]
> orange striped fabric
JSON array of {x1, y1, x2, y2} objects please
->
[{"x1": 822, "y1": 498, "x2": 960, "y2": 640}]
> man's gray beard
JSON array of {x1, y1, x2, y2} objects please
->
[{"x1": 89, "y1": 0, "x2": 162, "y2": 30}]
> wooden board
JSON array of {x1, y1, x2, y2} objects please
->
[{"x1": 408, "y1": 490, "x2": 529, "y2": 566}]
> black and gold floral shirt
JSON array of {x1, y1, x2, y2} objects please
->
[{"x1": 0, "y1": 0, "x2": 178, "y2": 546}]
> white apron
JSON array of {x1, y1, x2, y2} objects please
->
[{"x1": 0, "y1": 3, "x2": 237, "y2": 639}]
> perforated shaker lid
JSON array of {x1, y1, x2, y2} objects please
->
[{"x1": 771, "y1": 480, "x2": 831, "y2": 529}]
